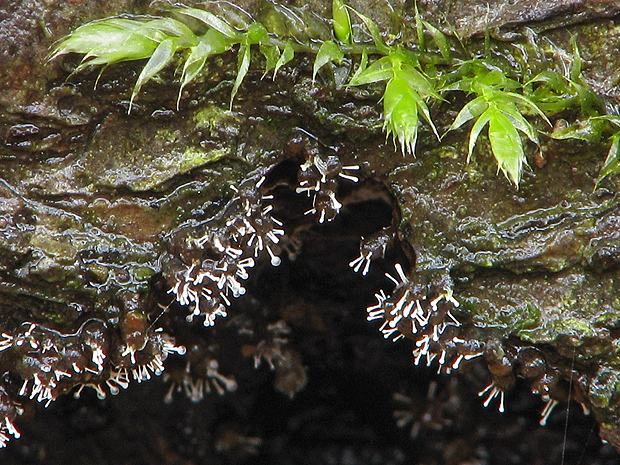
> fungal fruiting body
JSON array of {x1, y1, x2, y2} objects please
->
[
  {"x1": 0, "y1": 142, "x2": 600, "y2": 451},
  {"x1": 167, "y1": 176, "x2": 284, "y2": 327},
  {"x1": 167, "y1": 144, "x2": 360, "y2": 326},
  {"x1": 0, "y1": 317, "x2": 185, "y2": 447},
  {"x1": 296, "y1": 152, "x2": 359, "y2": 223},
  {"x1": 349, "y1": 227, "x2": 394, "y2": 276}
]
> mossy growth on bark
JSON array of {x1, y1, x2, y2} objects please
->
[{"x1": 1, "y1": 0, "x2": 620, "y2": 463}]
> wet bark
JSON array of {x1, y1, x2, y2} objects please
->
[{"x1": 1, "y1": 0, "x2": 620, "y2": 463}]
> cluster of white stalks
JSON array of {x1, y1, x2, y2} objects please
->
[
  {"x1": 169, "y1": 176, "x2": 284, "y2": 327},
  {"x1": 0, "y1": 322, "x2": 185, "y2": 447}
]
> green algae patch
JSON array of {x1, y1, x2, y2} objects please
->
[
  {"x1": 177, "y1": 145, "x2": 228, "y2": 173},
  {"x1": 460, "y1": 268, "x2": 620, "y2": 347},
  {"x1": 589, "y1": 365, "x2": 620, "y2": 409},
  {"x1": 192, "y1": 105, "x2": 241, "y2": 132},
  {"x1": 83, "y1": 107, "x2": 241, "y2": 192}
]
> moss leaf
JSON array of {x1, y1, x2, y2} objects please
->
[
  {"x1": 348, "y1": 56, "x2": 393, "y2": 86},
  {"x1": 260, "y1": 44, "x2": 280, "y2": 76},
  {"x1": 487, "y1": 108, "x2": 526, "y2": 186},
  {"x1": 347, "y1": 6, "x2": 389, "y2": 53},
  {"x1": 383, "y1": 75, "x2": 424, "y2": 155},
  {"x1": 449, "y1": 96, "x2": 488, "y2": 132},
  {"x1": 312, "y1": 40, "x2": 344, "y2": 81},
  {"x1": 332, "y1": 0, "x2": 352, "y2": 44},
  {"x1": 231, "y1": 44, "x2": 251, "y2": 109},
  {"x1": 273, "y1": 41, "x2": 295, "y2": 78},
  {"x1": 52, "y1": 18, "x2": 160, "y2": 68},
  {"x1": 467, "y1": 107, "x2": 492, "y2": 162},
  {"x1": 130, "y1": 37, "x2": 176, "y2": 112},
  {"x1": 178, "y1": 29, "x2": 231, "y2": 108},
  {"x1": 172, "y1": 7, "x2": 240, "y2": 40},
  {"x1": 597, "y1": 133, "x2": 620, "y2": 185}
]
